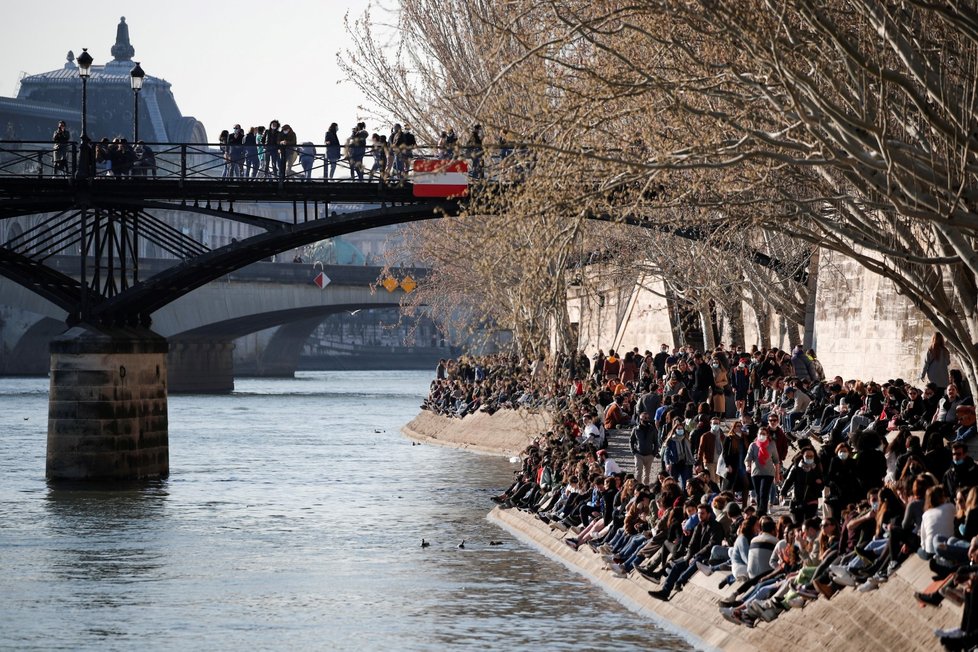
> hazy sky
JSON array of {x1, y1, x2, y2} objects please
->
[{"x1": 1, "y1": 0, "x2": 394, "y2": 143}]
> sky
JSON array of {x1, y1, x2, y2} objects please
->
[{"x1": 1, "y1": 0, "x2": 395, "y2": 143}]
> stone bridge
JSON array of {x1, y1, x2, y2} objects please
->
[{"x1": 0, "y1": 257, "x2": 419, "y2": 392}]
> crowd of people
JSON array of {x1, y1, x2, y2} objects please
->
[
  {"x1": 427, "y1": 334, "x2": 978, "y2": 648},
  {"x1": 50, "y1": 121, "x2": 157, "y2": 178},
  {"x1": 214, "y1": 120, "x2": 493, "y2": 182},
  {"x1": 47, "y1": 119, "x2": 518, "y2": 182}
]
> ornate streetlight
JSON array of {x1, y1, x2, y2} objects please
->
[
  {"x1": 76, "y1": 48, "x2": 93, "y2": 139},
  {"x1": 130, "y1": 61, "x2": 144, "y2": 142}
]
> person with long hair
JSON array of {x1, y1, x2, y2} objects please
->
[
  {"x1": 920, "y1": 485, "x2": 956, "y2": 557},
  {"x1": 663, "y1": 418, "x2": 695, "y2": 489},
  {"x1": 324, "y1": 122, "x2": 341, "y2": 179},
  {"x1": 921, "y1": 332, "x2": 951, "y2": 394},
  {"x1": 721, "y1": 416, "x2": 753, "y2": 508},
  {"x1": 746, "y1": 426, "x2": 781, "y2": 516},
  {"x1": 711, "y1": 351, "x2": 730, "y2": 418}
]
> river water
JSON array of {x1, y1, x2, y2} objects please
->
[{"x1": 0, "y1": 371, "x2": 688, "y2": 651}]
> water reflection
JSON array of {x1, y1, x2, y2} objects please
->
[{"x1": 44, "y1": 485, "x2": 169, "y2": 586}]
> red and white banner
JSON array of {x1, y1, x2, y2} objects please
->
[{"x1": 412, "y1": 159, "x2": 469, "y2": 198}]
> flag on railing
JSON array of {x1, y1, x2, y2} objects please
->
[{"x1": 411, "y1": 160, "x2": 469, "y2": 198}]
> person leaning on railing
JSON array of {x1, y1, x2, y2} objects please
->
[{"x1": 132, "y1": 141, "x2": 157, "y2": 177}]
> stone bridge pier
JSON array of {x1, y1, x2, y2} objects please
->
[{"x1": 47, "y1": 325, "x2": 169, "y2": 482}]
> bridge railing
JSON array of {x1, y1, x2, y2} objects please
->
[{"x1": 0, "y1": 141, "x2": 530, "y2": 184}]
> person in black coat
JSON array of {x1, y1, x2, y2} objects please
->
[
  {"x1": 782, "y1": 447, "x2": 824, "y2": 525},
  {"x1": 823, "y1": 442, "x2": 861, "y2": 518},
  {"x1": 853, "y1": 437, "x2": 887, "y2": 493},
  {"x1": 946, "y1": 442, "x2": 978, "y2": 498},
  {"x1": 691, "y1": 353, "x2": 715, "y2": 406}
]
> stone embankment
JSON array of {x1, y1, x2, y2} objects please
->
[
  {"x1": 401, "y1": 409, "x2": 550, "y2": 456},
  {"x1": 405, "y1": 411, "x2": 963, "y2": 652}
]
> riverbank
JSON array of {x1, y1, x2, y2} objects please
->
[
  {"x1": 401, "y1": 409, "x2": 551, "y2": 456},
  {"x1": 405, "y1": 412, "x2": 963, "y2": 650},
  {"x1": 490, "y1": 505, "x2": 960, "y2": 652}
]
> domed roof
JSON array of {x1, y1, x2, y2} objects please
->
[{"x1": 10, "y1": 18, "x2": 206, "y2": 143}]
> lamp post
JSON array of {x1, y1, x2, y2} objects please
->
[
  {"x1": 130, "y1": 61, "x2": 144, "y2": 142},
  {"x1": 76, "y1": 48, "x2": 93, "y2": 139}
]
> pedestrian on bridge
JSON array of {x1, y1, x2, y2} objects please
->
[
  {"x1": 279, "y1": 124, "x2": 297, "y2": 178},
  {"x1": 244, "y1": 127, "x2": 260, "y2": 178},
  {"x1": 228, "y1": 125, "x2": 245, "y2": 178},
  {"x1": 299, "y1": 142, "x2": 315, "y2": 179},
  {"x1": 325, "y1": 123, "x2": 342, "y2": 179},
  {"x1": 467, "y1": 123, "x2": 484, "y2": 179},
  {"x1": 52, "y1": 120, "x2": 70, "y2": 176},
  {"x1": 369, "y1": 133, "x2": 389, "y2": 182},
  {"x1": 263, "y1": 120, "x2": 281, "y2": 178},
  {"x1": 348, "y1": 122, "x2": 367, "y2": 181}
]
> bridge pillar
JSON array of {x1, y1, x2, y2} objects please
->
[
  {"x1": 250, "y1": 317, "x2": 324, "y2": 377},
  {"x1": 168, "y1": 338, "x2": 235, "y2": 394},
  {"x1": 47, "y1": 325, "x2": 169, "y2": 482}
]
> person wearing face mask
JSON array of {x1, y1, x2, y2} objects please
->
[
  {"x1": 823, "y1": 443, "x2": 860, "y2": 520},
  {"x1": 630, "y1": 411, "x2": 658, "y2": 487},
  {"x1": 262, "y1": 120, "x2": 281, "y2": 177},
  {"x1": 279, "y1": 124, "x2": 298, "y2": 177},
  {"x1": 711, "y1": 351, "x2": 730, "y2": 419},
  {"x1": 731, "y1": 356, "x2": 751, "y2": 418},
  {"x1": 663, "y1": 419, "x2": 695, "y2": 490},
  {"x1": 746, "y1": 426, "x2": 781, "y2": 516},
  {"x1": 227, "y1": 124, "x2": 245, "y2": 178},
  {"x1": 945, "y1": 442, "x2": 978, "y2": 499},
  {"x1": 722, "y1": 418, "x2": 752, "y2": 508},
  {"x1": 950, "y1": 405, "x2": 978, "y2": 460},
  {"x1": 697, "y1": 418, "x2": 723, "y2": 482},
  {"x1": 782, "y1": 446, "x2": 824, "y2": 525}
]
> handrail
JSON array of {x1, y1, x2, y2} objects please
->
[{"x1": 0, "y1": 140, "x2": 529, "y2": 183}]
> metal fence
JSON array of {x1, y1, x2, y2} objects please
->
[{"x1": 0, "y1": 140, "x2": 529, "y2": 183}]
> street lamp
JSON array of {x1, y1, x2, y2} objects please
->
[
  {"x1": 76, "y1": 48, "x2": 93, "y2": 139},
  {"x1": 130, "y1": 61, "x2": 144, "y2": 142}
]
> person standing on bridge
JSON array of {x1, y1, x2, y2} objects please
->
[
  {"x1": 398, "y1": 124, "x2": 417, "y2": 179},
  {"x1": 244, "y1": 127, "x2": 260, "y2": 178},
  {"x1": 228, "y1": 125, "x2": 245, "y2": 178},
  {"x1": 279, "y1": 124, "x2": 298, "y2": 178},
  {"x1": 324, "y1": 123, "x2": 342, "y2": 179},
  {"x1": 388, "y1": 123, "x2": 404, "y2": 180},
  {"x1": 255, "y1": 125, "x2": 266, "y2": 174},
  {"x1": 369, "y1": 133, "x2": 388, "y2": 182},
  {"x1": 348, "y1": 122, "x2": 367, "y2": 181},
  {"x1": 263, "y1": 120, "x2": 281, "y2": 178},
  {"x1": 52, "y1": 120, "x2": 70, "y2": 176},
  {"x1": 467, "y1": 123, "x2": 484, "y2": 179},
  {"x1": 299, "y1": 142, "x2": 315, "y2": 179},
  {"x1": 218, "y1": 129, "x2": 230, "y2": 178}
]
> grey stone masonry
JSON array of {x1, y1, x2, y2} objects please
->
[{"x1": 47, "y1": 326, "x2": 169, "y2": 481}]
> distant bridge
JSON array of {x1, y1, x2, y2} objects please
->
[{"x1": 1, "y1": 256, "x2": 424, "y2": 391}]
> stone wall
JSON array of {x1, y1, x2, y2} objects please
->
[
  {"x1": 570, "y1": 250, "x2": 939, "y2": 383},
  {"x1": 810, "y1": 249, "x2": 934, "y2": 382}
]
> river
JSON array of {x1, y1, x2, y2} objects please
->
[{"x1": 0, "y1": 370, "x2": 688, "y2": 651}]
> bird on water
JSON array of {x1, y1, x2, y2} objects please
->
[{"x1": 421, "y1": 539, "x2": 430, "y2": 548}]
